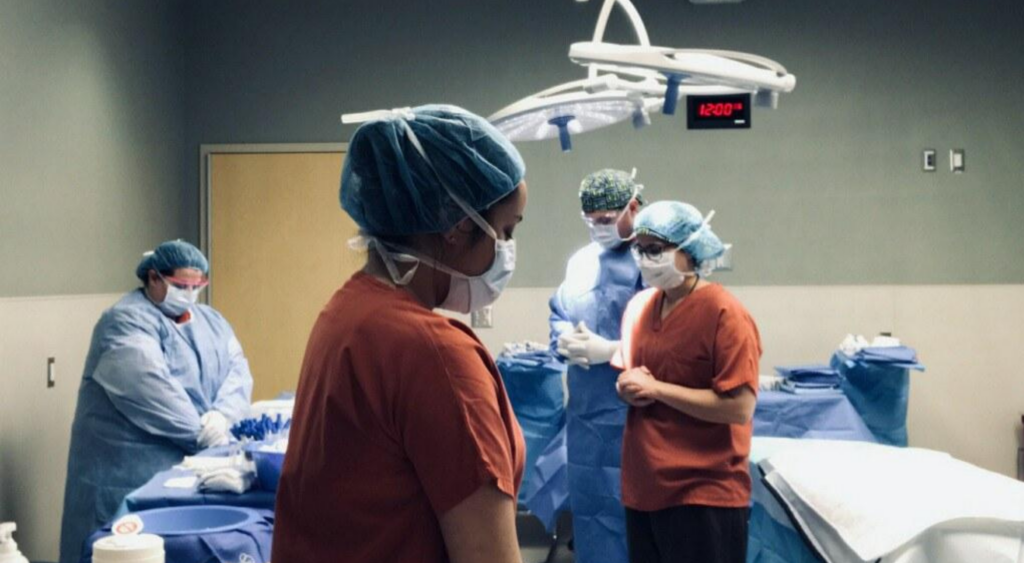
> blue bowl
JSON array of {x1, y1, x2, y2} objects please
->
[
  {"x1": 132, "y1": 506, "x2": 260, "y2": 536},
  {"x1": 249, "y1": 448, "x2": 286, "y2": 492}
]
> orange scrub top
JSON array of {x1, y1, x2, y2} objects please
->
[
  {"x1": 272, "y1": 273, "x2": 525, "y2": 563},
  {"x1": 614, "y1": 284, "x2": 761, "y2": 512}
]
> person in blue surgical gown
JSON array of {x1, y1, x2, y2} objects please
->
[
  {"x1": 549, "y1": 169, "x2": 644, "y2": 563},
  {"x1": 59, "y1": 240, "x2": 253, "y2": 563}
]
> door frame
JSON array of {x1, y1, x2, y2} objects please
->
[{"x1": 198, "y1": 143, "x2": 348, "y2": 303}]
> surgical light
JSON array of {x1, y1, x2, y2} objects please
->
[{"x1": 490, "y1": 0, "x2": 796, "y2": 151}]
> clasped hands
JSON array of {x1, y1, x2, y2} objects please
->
[{"x1": 616, "y1": 366, "x2": 661, "y2": 407}]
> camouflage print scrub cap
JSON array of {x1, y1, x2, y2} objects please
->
[{"x1": 578, "y1": 168, "x2": 644, "y2": 213}]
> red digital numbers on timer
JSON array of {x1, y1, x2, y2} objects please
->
[{"x1": 698, "y1": 102, "x2": 743, "y2": 118}]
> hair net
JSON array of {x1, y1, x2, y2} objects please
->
[
  {"x1": 340, "y1": 104, "x2": 526, "y2": 237},
  {"x1": 633, "y1": 201, "x2": 725, "y2": 267},
  {"x1": 135, "y1": 240, "x2": 209, "y2": 281},
  {"x1": 578, "y1": 168, "x2": 644, "y2": 213}
]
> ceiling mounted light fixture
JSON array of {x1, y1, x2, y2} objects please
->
[{"x1": 490, "y1": 0, "x2": 796, "y2": 152}]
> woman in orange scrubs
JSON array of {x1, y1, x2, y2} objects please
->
[
  {"x1": 272, "y1": 105, "x2": 528, "y2": 563},
  {"x1": 613, "y1": 201, "x2": 761, "y2": 563}
]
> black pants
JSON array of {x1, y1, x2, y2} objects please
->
[{"x1": 625, "y1": 505, "x2": 749, "y2": 563}]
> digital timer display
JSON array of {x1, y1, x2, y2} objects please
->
[{"x1": 686, "y1": 94, "x2": 752, "y2": 130}]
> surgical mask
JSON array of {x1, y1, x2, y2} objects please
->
[
  {"x1": 588, "y1": 223, "x2": 624, "y2": 249},
  {"x1": 360, "y1": 234, "x2": 516, "y2": 314},
  {"x1": 346, "y1": 108, "x2": 517, "y2": 313},
  {"x1": 637, "y1": 251, "x2": 693, "y2": 290},
  {"x1": 156, "y1": 275, "x2": 202, "y2": 317},
  {"x1": 432, "y1": 237, "x2": 516, "y2": 314}
]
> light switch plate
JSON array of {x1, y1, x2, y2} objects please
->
[
  {"x1": 471, "y1": 306, "x2": 494, "y2": 328},
  {"x1": 950, "y1": 149, "x2": 965, "y2": 173}
]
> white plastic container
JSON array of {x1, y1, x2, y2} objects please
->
[
  {"x1": 0, "y1": 522, "x2": 30, "y2": 563},
  {"x1": 92, "y1": 534, "x2": 165, "y2": 563}
]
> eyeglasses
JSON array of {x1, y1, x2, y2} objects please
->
[
  {"x1": 160, "y1": 274, "x2": 210, "y2": 291},
  {"x1": 581, "y1": 210, "x2": 623, "y2": 227},
  {"x1": 630, "y1": 243, "x2": 675, "y2": 261}
]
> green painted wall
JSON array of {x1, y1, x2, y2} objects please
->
[
  {"x1": 0, "y1": 0, "x2": 188, "y2": 297},
  {"x1": 3, "y1": 0, "x2": 1021, "y2": 296}
]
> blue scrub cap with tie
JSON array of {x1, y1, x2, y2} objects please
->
[
  {"x1": 135, "y1": 240, "x2": 209, "y2": 281},
  {"x1": 340, "y1": 104, "x2": 526, "y2": 237},
  {"x1": 634, "y1": 201, "x2": 725, "y2": 267}
]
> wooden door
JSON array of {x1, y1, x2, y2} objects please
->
[{"x1": 209, "y1": 150, "x2": 361, "y2": 400}]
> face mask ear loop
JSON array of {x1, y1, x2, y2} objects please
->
[
  {"x1": 671, "y1": 210, "x2": 715, "y2": 278},
  {"x1": 355, "y1": 236, "x2": 421, "y2": 286},
  {"x1": 615, "y1": 184, "x2": 644, "y2": 243},
  {"x1": 366, "y1": 236, "x2": 471, "y2": 281},
  {"x1": 377, "y1": 245, "x2": 419, "y2": 286}
]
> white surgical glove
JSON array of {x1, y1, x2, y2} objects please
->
[
  {"x1": 198, "y1": 410, "x2": 231, "y2": 449},
  {"x1": 557, "y1": 322, "x2": 620, "y2": 370},
  {"x1": 556, "y1": 331, "x2": 582, "y2": 361}
]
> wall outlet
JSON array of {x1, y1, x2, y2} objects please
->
[
  {"x1": 471, "y1": 306, "x2": 494, "y2": 329},
  {"x1": 922, "y1": 149, "x2": 936, "y2": 172}
]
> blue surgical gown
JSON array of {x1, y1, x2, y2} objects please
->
[
  {"x1": 59, "y1": 289, "x2": 253, "y2": 563},
  {"x1": 549, "y1": 243, "x2": 642, "y2": 563}
]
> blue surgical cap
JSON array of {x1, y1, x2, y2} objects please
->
[
  {"x1": 340, "y1": 104, "x2": 526, "y2": 237},
  {"x1": 634, "y1": 201, "x2": 725, "y2": 266},
  {"x1": 135, "y1": 240, "x2": 209, "y2": 281}
]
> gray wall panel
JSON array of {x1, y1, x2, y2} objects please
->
[
  {"x1": 181, "y1": 0, "x2": 1024, "y2": 286},
  {"x1": 0, "y1": 0, "x2": 188, "y2": 297}
]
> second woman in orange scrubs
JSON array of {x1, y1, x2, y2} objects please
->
[{"x1": 614, "y1": 201, "x2": 761, "y2": 563}]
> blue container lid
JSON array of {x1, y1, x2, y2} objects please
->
[{"x1": 132, "y1": 506, "x2": 261, "y2": 536}]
